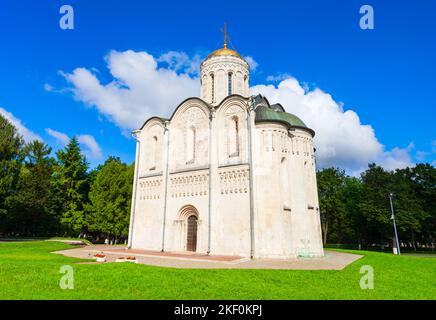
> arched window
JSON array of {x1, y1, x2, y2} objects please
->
[
  {"x1": 228, "y1": 72, "x2": 233, "y2": 95},
  {"x1": 210, "y1": 73, "x2": 215, "y2": 103},
  {"x1": 228, "y1": 116, "x2": 239, "y2": 158},
  {"x1": 149, "y1": 136, "x2": 158, "y2": 170},
  {"x1": 185, "y1": 126, "x2": 196, "y2": 164},
  {"x1": 281, "y1": 157, "x2": 291, "y2": 208},
  {"x1": 201, "y1": 75, "x2": 207, "y2": 99}
]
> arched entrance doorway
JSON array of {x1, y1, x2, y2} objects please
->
[
  {"x1": 186, "y1": 215, "x2": 198, "y2": 252},
  {"x1": 178, "y1": 205, "x2": 200, "y2": 252}
]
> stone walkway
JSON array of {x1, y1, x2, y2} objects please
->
[{"x1": 54, "y1": 245, "x2": 363, "y2": 270}]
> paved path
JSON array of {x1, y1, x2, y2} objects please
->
[{"x1": 54, "y1": 245, "x2": 363, "y2": 270}]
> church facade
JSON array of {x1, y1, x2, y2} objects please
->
[{"x1": 128, "y1": 39, "x2": 324, "y2": 258}]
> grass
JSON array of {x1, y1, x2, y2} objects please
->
[
  {"x1": 0, "y1": 241, "x2": 435, "y2": 299},
  {"x1": 47, "y1": 237, "x2": 93, "y2": 245},
  {"x1": 0, "y1": 236, "x2": 93, "y2": 246}
]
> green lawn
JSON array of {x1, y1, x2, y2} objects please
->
[{"x1": 0, "y1": 241, "x2": 435, "y2": 299}]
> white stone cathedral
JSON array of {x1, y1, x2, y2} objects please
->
[{"x1": 128, "y1": 34, "x2": 324, "y2": 259}]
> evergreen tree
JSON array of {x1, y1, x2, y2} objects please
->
[
  {"x1": 6, "y1": 140, "x2": 59, "y2": 235},
  {"x1": 52, "y1": 137, "x2": 89, "y2": 236},
  {"x1": 0, "y1": 114, "x2": 24, "y2": 234}
]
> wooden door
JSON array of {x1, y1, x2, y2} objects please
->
[{"x1": 186, "y1": 215, "x2": 198, "y2": 252}]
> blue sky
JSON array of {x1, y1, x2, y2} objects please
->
[{"x1": 0, "y1": 0, "x2": 435, "y2": 172}]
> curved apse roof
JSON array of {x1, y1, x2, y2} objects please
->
[{"x1": 253, "y1": 95, "x2": 314, "y2": 137}]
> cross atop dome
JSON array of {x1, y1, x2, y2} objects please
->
[
  {"x1": 206, "y1": 23, "x2": 244, "y2": 60},
  {"x1": 221, "y1": 22, "x2": 228, "y2": 49}
]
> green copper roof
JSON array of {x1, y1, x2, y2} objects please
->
[
  {"x1": 255, "y1": 106, "x2": 307, "y2": 127},
  {"x1": 252, "y1": 96, "x2": 314, "y2": 136}
]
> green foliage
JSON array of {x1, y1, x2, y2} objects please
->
[
  {"x1": 317, "y1": 168, "x2": 347, "y2": 244},
  {"x1": 0, "y1": 114, "x2": 24, "y2": 232},
  {"x1": 52, "y1": 137, "x2": 90, "y2": 235},
  {"x1": 317, "y1": 163, "x2": 436, "y2": 249},
  {"x1": 0, "y1": 241, "x2": 435, "y2": 299},
  {"x1": 5, "y1": 140, "x2": 59, "y2": 236},
  {"x1": 85, "y1": 157, "x2": 133, "y2": 239},
  {"x1": 0, "y1": 117, "x2": 136, "y2": 239},
  {"x1": 0, "y1": 113, "x2": 134, "y2": 239}
]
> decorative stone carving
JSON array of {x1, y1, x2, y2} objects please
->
[
  {"x1": 170, "y1": 172, "x2": 209, "y2": 198},
  {"x1": 139, "y1": 178, "x2": 163, "y2": 201},
  {"x1": 219, "y1": 167, "x2": 249, "y2": 195},
  {"x1": 180, "y1": 106, "x2": 207, "y2": 126}
]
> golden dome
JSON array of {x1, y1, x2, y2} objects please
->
[{"x1": 207, "y1": 44, "x2": 243, "y2": 59}]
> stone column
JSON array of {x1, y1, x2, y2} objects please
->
[
  {"x1": 207, "y1": 108, "x2": 217, "y2": 254},
  {"x1": 127, "y1": 130, "x2": 141, "y2": 248},
  {"x1": 247, "y1": 99, "x2": 257, "y2": 258},
  {"x1": 160, "y1": 121, "x2": 170, "y2": 252}
]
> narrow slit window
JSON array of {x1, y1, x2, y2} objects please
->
[
  {"x1": 210, "y1": 73, "x2": 215, "y2": 103},
  {"x1": 150, "y1": 136, "x2": 158, "y2": 170},
  {"x1": 228, "y1": 72, "x2": 232, "y2": 95},
  {"x1": 186, "y1": 126, "x2": 196, "y2": 164},
  {"x1": 281, "y1": 157, "x2": 291, "y2": 209},
  {"x1": 229, "y1": 116, "x2": 239, "y2": 157}
]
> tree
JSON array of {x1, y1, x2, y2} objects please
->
[
  {"x1": 359, "y1": 164, "x2": 394, "y2": 246},
  {"x1": 0, "y1": 114, "x2": 24, "y2": 234},
  {"x1": 390, "y1": 168, "x2": 428, "y2": 249},
  {"x1": 85, "y1": 157, "x2": 133, "y2": 242},
  {"x1": 411, "y1": 164, "x2": 436, "y2": 249},
  {"x1": 396, "y1": 164, "x2": 436, "y2": 249},
  {"x1": 52, "y1": 137, "x2": 89, "y2": 236},
  {"x1": 336, "y1": 176, "x2": 365, "y2": 245},
  {"x1": 317, "y1": 168, "x2": 347, "y2": 244},
  {"x1": 6, "y1": 140, "x2": 59, "y2": 236}
]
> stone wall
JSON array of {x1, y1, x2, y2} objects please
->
[{"x1": 130, "y1": 96, "x2": 323, "y2": 258}]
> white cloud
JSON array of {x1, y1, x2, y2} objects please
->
[
  {"x1": 44, "y1": 83, "x2": 53, "y2": 92},
  {"x1": 62, "y1": 50, "x2": 199, "y2": 133},
  {"x1": 251, "y1": 77, "x2": 414, "y2": 172},
  {"x1": 244, "y1": 56, "x2": 258, "y2": 72},
  {"x1": 376, "y1": 143, "x2": 414, "y2": 171},
  {"x1": 77, "y1": 134, "x2": 102, "y2": 160},
  {"x1": 157, "y1": 51, "x2": 201, "y2": 75},
  {"x1": 0, "y1": 107, "x2": 42, "y2": 143},
  {"x1": 43, "y1": 82, "x2": 69, "y2": 94},
  {"x1": 60, "y1": 50, "x2": 416, "y2": 172},
  {"x1": 266, "y1": 73, "x2": 292, "y2": 82},
  {"x1": 45, "y1": 128, "x2": 70, "y2": 145},
  {"x1": 45, "y1": 128, "x2": 102, "y2": 160}
]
